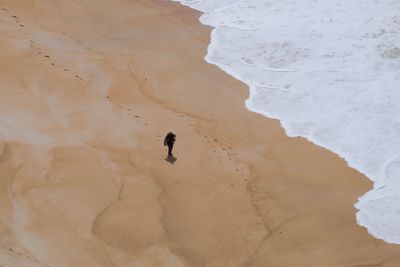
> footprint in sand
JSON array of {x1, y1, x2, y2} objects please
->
[{"x1": 6, "y1": 13, "x2": 83, "y2": 84}]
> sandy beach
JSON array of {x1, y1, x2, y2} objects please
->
[{"x1": 1, "y1": 0, "x2": 400, "y2": 266}]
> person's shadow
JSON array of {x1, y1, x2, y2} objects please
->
[{"x1": 165, "y1": 154, "x2": 177, "y2": 164}]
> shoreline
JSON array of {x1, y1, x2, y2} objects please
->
[
  {"x1": 1, "y1": 0, "x2": 399, "y2": 266},
  {"x1": 174, "y1": 0, "x2": 400, "y2": 245}
]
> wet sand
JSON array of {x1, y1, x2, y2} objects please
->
[{"x1": 0, "y1": 0, "x2": 400, "y2": 266}]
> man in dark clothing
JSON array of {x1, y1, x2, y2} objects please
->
[{"x1": 164, "y1": 132, "x2": 176, "y2": 157}]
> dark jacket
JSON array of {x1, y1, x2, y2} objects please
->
[{"x1": 164, "y1": 132, "x2": 176, "y2": 146}]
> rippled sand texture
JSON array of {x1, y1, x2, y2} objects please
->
[{"x1": 0, "y1": 1, "x2": 400, "y2": 266}]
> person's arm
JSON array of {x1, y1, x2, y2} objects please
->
[{"x1": 164, "y1": 135, "x2": 168, "y2": 146}]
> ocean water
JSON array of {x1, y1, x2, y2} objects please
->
[{"x1": 173, "y1": 0, "x2": 400, "y2": 244}]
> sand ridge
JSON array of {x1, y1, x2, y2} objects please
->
[{"x1": 0, "y1": 0, "x2": 399, "y2": 266}]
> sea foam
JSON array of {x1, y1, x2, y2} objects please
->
[{"x1": 173, "y1": 0, "x2": 400, "y2": 244}]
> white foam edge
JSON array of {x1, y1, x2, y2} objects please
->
[{"x1": 175, "y1": 0, "x2": 396, "y2": 244}]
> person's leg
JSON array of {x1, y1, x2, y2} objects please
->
[{"x1": 168, "y1": 144, "x2": 173, "y2": 156}]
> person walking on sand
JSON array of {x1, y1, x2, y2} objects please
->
[{"x1": 164, "y1": 132, "x2": 176, "y2": 157}]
